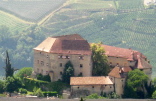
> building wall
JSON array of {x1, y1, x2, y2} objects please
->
[
  {"x1": 108, "y1": 57, "x2": 129, "y2": 67},
  {"x1": 71, "y1": 84, "x2": 114, "y2": 97},
  {"x1": 34, "y1": 50, "x2": 92, "y2": 81},
  {"x1": 109, "y1": 76, "x2": 125, "y2": 96}
]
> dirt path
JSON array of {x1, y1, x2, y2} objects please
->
[{"x1": 37, "y1": 0, "x2": 70, "y2": 26}]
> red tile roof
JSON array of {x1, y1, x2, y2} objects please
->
[
  {"x1": 108, "y1": 66, "x2": 132, "y2": 78},
  {"x1": 101, "y1": 45, "x2": 146, "y2": 61},
  {"x1": 70, "y1": 76, "x2": 113, "y2": 86},
  {"x1": 137, "y1": 55, "x2": 152, "y2": 69},
  {"x1": 34, "y1": 34, "x2": 91, "y2": 55}
]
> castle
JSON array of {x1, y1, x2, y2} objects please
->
[{"x1": 33, "y1": 34, "x2": 152, "y2": 97}]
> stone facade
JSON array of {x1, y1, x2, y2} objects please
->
[
  {"x1": 33, "y1": 34, "x2": 152, "y2": 97},
  {"x1": 33, "y1": 34, "x2": 92, "y2": 81}
]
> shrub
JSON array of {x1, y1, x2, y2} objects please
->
[
  {"x1": 42, "y1": 91, "x2": 58, "y2": 97},
  {"x1": 18, "y1": 88, "x2": 27, "y2": 94},
  {"x1": 33, "y1": 88, "x2": 44, "y2": 97},
  {"x1": 36, "y1": 74, "x2": 51, "y2": 82}
]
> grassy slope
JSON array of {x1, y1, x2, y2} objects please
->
[
  {"x1": 0, "y1": 10, "x2": 31, "y2": 32},
  {"x1": 42, "y1": 0, "x2": 156, "y2": 77}
]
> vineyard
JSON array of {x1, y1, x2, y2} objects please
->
[
  {"x1": 0, "y1": 0, "x2": 156, "y2": 77},
  {"x1": 42, "y1": 0, "x2": 156, "y2": 77},
  {"x1": 0, "y1": 0, "x2": 66, "y2": 22}
]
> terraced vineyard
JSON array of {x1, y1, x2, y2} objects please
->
[
  {"x1": 0, "y1": 10, "x2": 31, "y2": 32},
  {"x1": 42, "y1": 0, "x2": 156, "y2": 77},
  {"x1": 0, "y1": 0, "x2": 66, "y2": 22}
]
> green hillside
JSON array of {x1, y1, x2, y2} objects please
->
[
  {"x1": 42, "y1": 0, "x2": 156, "y2": 76},
  {"x1": 0, "y1": 0, "x2": 156, "y2": 77}
]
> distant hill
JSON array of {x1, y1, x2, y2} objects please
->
[
  {"x1": 0, "y1": 0, "x2": 156, "y2": 77},
  {"x1": 0, "y1": 0, "x2": 66, "y2": 22}
]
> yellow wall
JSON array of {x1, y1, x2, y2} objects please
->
[{"x1": 34, "y1": 50, "x2": 92, "y2": 81}]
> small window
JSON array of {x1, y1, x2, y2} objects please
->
[
  {"x1": 60, "y1": 72, "x2": 62, "y2": 75},
  {"x1": 41, "y1": 61, "x2": 44, "y2": 65},
  {"x1": 116, "y1": 57, "x2": 118, "y2": 58},
  {"x1": 66, "y1": 56, "x2": 70, "y2": 59},
  {"x1": 79, "y1": 56, "x2": 84, "y2": 60},
  {"x1": 58, "y1": 55, "x2": 62, "y2": 59},
  {"x1": 40, "y1": 52, "x2": 41, "y2": 54},
  {"x1": 60, "y1": 63, "x2": 62, "y2": 67},
  {"x1": 78, "y1": 87, "x2": 79, "y2": 89},
  {"x1": 110, "y1": 86, "x2": 112, "y2": 88},
  {"x1": 80, "y1": 64, "x2": 83, "y2": 68},
  {"x1": 92, "y1": 86, "x2": 94, "y2": 88},
  {"x1": 47, "y1": 55, "x2": 49, "y2": 58},
  {"x1": 105, "y1": 85, "x2": 107, "y2": 86}
]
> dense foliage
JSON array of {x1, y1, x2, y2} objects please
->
[
  {"x1": 14, "y1": 67, "x2": 32, "y2": 79},
  {"x1": 4, "y1": 77, "x2": 23, "y2": 96},
  {"x1": 0, "y1": 80, "x2": 4, "y2": 93},
  {"x1": 62, "y1": 61, "x2": 74, "y2": 84},
  {"x1": 36, "y1": 73, "x2": 51, "y2": 82},
  {"x1": 123, "y1": 69, "x2": 148, "y2": 98},
  {"x1": 85, "y1": 93, "x2": 106, "y2": 99},
  {"x1": 3, "y1": 51, "x2": 16, "y2": 78},
  {"x1": 91, "y1": 43, "x2": 109, "y2": 76}
]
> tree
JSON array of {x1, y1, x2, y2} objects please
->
[
  {"x1": 152, "y1": 91, "x2": 156, "y2": 99},
  {"x1": 3, "y1": 51, "x2": 16, "y2": 78},
  {"x1": 90, "y1": 43, "x2": 109, "y2": 76},
  {"x1": 62, "y1": 61, "x2": 74, "y2": 84},
  {"x1": 0, "y1": 80, "x2": 4, "y2": 93},
  {"x1": 4, "y1": 76, "x2": 23, "y2": 96},
  {"x1": 123, "y1": 69, "x2": 148, "y2": 98},
  {"x1": 14, "y1": 67, "x2": 32, "y2": 79}
]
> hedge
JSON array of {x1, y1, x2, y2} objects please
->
[{"x1": 42, "y1": 91, "x2": 58, "y2": 97}]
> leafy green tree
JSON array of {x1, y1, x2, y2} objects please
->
[
  {"x1": 0, "y1": 80, "x2": 4, "y2": 93},
  {"x1": 152, "y1": 91, "x2": 156, "y2": 99},
  {"x1": 91, "y1": 43, "x2": 109, "y2": 76},
  {"x1": 14, "y1": 67, "x2": 32, "y2": 79},
  {"x1": 4, "y1": 77, "x2": 23, "y2": 96},
  {"x1": 62, "y1": 61, "x2": 74, "y2": 84},
  {"x1": 3, "y1": 51, "x2": 16, "y2": 78},
  {"x1": 80, "y1": 97, "x2": 86, "y2": 101},
  {"x1": 123, "y1": 69, "x2": 148, "y2": 98},
  {"x1": 36, "y1": 73, "x2": 51, "y2": 82},
  {"x1": 33, "y1": 88, "x2": 44, "y2": 97}
]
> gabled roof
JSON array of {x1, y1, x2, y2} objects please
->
[
  {"x1": 34, "y1": 34, "x2": 91, "y2": 55},
  {"x1": 101, "y1": 45, "x2": 146, "y2": 61},
  {"x1": 108, "y1": 66, "x2": 132, "y2": 78},
  {"x1": 70, "y1": 76, "x2": 113, "y2": 86},
  {"x1": 137, "y1": 55, "x2": 152, "y2": 69}
]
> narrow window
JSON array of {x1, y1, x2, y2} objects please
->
[
  {"x1": 47, "y1": 54, "x2": 49, "y2": 58},
  {"x1": 60, "y1": 63, "x2": 62, "y2": 67},
  {"x1": 79, "y1": 56, "x2": 84, "y2": 60},
  {"x1": 40, "y1": 52, "x2": 41, "y2": 54},
  {"x1": 92, "y1": 86, "x2": 94, "y2": 88},
  {"x1": 110, "y1": 86, "x2": 112, "y2": 88},
  {"x1": 60, "y1": 72, "x2": 62, "y2": 75},
  {"x1": 78, "y1": 87, "x2": 79, "y2": 89},
  {"x1": 80, "y1": 64, "x2": 83, "y2": 68}
]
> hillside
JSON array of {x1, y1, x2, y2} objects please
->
[
  {"x1": 0, "y1": 0, "x2": 156, "y2": 77},
  {"x1": 0, "y1": 0, "x2": 66, "y2": 22},
  {"x1": 42, "y1": 0, "x2": 156, "y2": 75}
]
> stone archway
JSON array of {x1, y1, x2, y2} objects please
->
[{"x1": 49, "y1": 71, "x2": 54, "y2": 82}]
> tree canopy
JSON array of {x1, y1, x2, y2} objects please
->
[
  {"x1": 90, "y1": 43, "x2": 109, "y2": 76},
  {"x1": 62, "y1": 61, "x2": 74, "y2": 84},
  {"x1": 14, "y1": 67, "x2": 32, "y2": 79},
  {"x1": 3, "y1": 51, "x2": 16, "y2": 78},
  {"x1": 123, "y1": 69, "x2": 148, "y2": 98}
]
